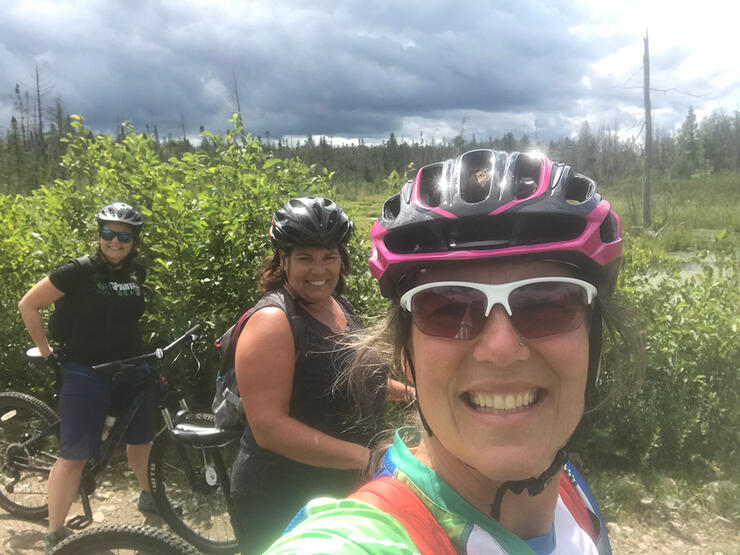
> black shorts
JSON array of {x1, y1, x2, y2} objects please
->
[{"x1": 58, "y1": 361, "x2": 156, "y2": 460}]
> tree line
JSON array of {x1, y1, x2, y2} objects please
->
[{"x1": 2, "y1": 84, "x2": 740, "y2": 195}]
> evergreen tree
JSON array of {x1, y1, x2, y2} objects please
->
[{"x1": 675, "y1": 106, "x2": 701, "y2": 177}]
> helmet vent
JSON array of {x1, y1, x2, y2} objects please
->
[
  {"x1": 460, "y1": 150, "x2": 494, "y2": 203},
  {"x1": 382, "y1": 193, "x2": 402, "y2": 221},
  {"x1": 384, "y1": 214, "x2": 587, "y2": 254},
  {"x1": 600, "y1": 211, "x2": 619, "y2": 243},
  {"x1": 418, "y1": 164, "x2": 443, "y2": 207},
  {"x1": 512, "y1": 155, "x2": 541, "y2": 200},
  {"x1": 564, "y1": 173, "x2": 595, "y2": 205}
]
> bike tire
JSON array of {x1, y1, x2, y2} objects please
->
[
  {"x1": 149, "y1": 413, "x2": 239, "y2": 554},
  {"x1": 0, "y1": 391, "x2": 59, "y2": 519},
  {"x1": 50, "y1": 523, "x2": 201, "y2": 554}
]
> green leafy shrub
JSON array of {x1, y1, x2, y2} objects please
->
[{"x1": 581, "y1": 233, "x2": 739, "y2": 477}]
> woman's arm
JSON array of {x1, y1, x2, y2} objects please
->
[
  {"x1": 386, "y1": 378, "x2": 415, "y2": 402},
  {"x1": 235, "y1": 307, "x2": 370, "y2": 470},
  {"x1": 18, "y1": 277, "x2": 65, "y2": 358}
]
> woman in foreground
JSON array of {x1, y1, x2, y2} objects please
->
[{"x1": 264, "y1": 151, "x2": 643, "y2": 554}]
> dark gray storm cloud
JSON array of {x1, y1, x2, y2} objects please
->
[{"x1": 0, "y1": 0, "x2": 717, "y2": 143}]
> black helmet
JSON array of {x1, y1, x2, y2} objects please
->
[
  {"x1": 97, "y1": 202, "x2": 144, "y2": 228},
  {"x1": 269, "y1": 197, "x2": 354, "y2": 249}
]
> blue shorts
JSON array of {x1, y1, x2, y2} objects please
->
[{"x1": 58, "y1": 361, "x2": 157, "y2": 460}]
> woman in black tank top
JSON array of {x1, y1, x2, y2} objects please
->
[{"x1": 230, "y1": 197, "x2": 413, "y2": 554}]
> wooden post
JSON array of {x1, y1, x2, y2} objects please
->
[{"x1": 643, "y1": 30, "x2": 653, "y2": 228}]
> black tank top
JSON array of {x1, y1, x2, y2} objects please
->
[{"x1": 231, "y1": 287, "x2": 385, "y2": 498}]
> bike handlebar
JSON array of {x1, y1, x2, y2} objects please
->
[{"x1": 91, "y1": 324, "x2": 203, "y2": 372}]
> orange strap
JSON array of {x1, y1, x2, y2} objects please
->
[{"x1": 350, "y1": 477, "x2": 456, "y2": 555}]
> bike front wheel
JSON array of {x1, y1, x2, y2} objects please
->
[
  {"x1": 50, "y1": 523, "x2": 201, "y2": 554},
  {"x1": 0, "y1": 391, "x2": 59, "y2": 519},
  {"x1": 149, "y1": 414, "x2": 239, "y2": 554}
]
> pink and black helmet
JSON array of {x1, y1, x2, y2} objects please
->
[
  {"x1": 369, "y1": 149, "x2": 622, "y2": 297},
  {"x1": 370, "y1": 150, "x2": 624, "y2": 516}
]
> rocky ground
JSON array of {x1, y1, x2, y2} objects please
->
[
  {"x1": 0, "y1": 460, "x2": 737, "y2": 554},
  {"x1": 0, "y1": 457, "x2": 168, "y2": 554}
]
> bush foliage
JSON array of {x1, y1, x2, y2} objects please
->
[
  {"x1": 579, "y1": 233, "x2": 739, "y2": 478},
  {"x1": 1, "y1": 118, "x2": 736, "y2": 477}
]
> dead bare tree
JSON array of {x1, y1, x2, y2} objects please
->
[
  {"x1": 643, "y1": 30, "x2": 653, "y2": 228},
  {"x1": 34, "y1": 63, "x2": 45, "y2": 156}
]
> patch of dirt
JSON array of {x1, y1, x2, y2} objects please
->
[{"x1": 0, "y1": 457, "x2": 164, "y2": 554}]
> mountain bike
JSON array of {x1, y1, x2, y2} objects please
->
[{"x1": 0, "y1": 324, "x2": 205, "y2": 528}]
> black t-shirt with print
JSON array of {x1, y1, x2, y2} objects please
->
[{"x1": 49, "y1": 255, "x2": 146, "y2": 365}]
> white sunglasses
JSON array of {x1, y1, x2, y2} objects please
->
[{"x1": 400, "y1": 277, "x2": 597, "y2": 340}]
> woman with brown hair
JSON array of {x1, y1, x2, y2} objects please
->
[
  {"x1": 229, "y1": 196, "x2": 410, "y2": 553},
  {"x1": 264, "y1": 152, "x2": 644, "y2": 554}
]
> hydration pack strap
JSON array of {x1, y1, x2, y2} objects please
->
[
  {"x1": 350, "y1": 476, "x2": 456, "y2": 555},
  {"x1": 214, "y1": 307, "x2": 257, "y2": 349}
]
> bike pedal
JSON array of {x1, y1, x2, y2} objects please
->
[{"x1": 66, "y1": 514, "x2": 93, "y2": 530}]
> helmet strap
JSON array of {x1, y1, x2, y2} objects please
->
[
  {"x1": 585, "y1": 303, "x2": 603, "y2": 409},
  {"x1": 489, "y1": 447, "x2": 569, "y2": 521},
  {"x1": 403, "y1": 352, "x2": 434, "y2": 437}
]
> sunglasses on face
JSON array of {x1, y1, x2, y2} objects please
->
[
  {"x1": 400, "y1": 277, "x2": 597, "y2": 340},
  {"x1": 99, "y1": 229, "x2": 133, "y2": 243}
]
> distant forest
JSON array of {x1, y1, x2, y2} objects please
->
[{"x1": 2, "y1": 82, "x2": 739, "y2": 196}]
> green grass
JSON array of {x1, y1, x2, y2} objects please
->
[
  {"x1": 600, "y1": 172, "x2": 739, "y2": 255},
  {"x1": 336, "y1": 192, "x2": 387, "y2": 237}
]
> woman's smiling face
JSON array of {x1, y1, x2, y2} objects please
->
[
  {"x1": 409, "y1": 259, "x2": 590, "y2": 482},
  {"x1": 98, "y1": 222, "x2": 135, "y2": 267},
  {"x1": 282, "y1": 246, "x2": 342, "y2": 304}
]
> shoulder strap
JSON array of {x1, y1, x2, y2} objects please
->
[
  {"x1": 231, "y1": 306, "x2": 257, "y2": 346},
  {"x1": 278, "y1": 288, "x2": 307, "y2": 351},
  {"x1": 350, "y1": 476, "x2": 456, "y2": 555},
  {"x1": 221, "y1": 288, "x2": 308, "y2": 371},
  {"x1": 72, "y1": 255, "x2": 96, "y2": 293},
  {"x1": 75, "y1": 255, "x2": 93, "y2": 269},
  {"x1": 558, "y1": 468, "x2": 599, "y2": 543}
]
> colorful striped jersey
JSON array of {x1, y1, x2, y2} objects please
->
[{"x1": 264, "y1": 429, "x2": 611, "y2": 554}]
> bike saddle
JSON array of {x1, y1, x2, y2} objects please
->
[{"x1": 170, "y1": 423, "x2": 242, "y2": 448}]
